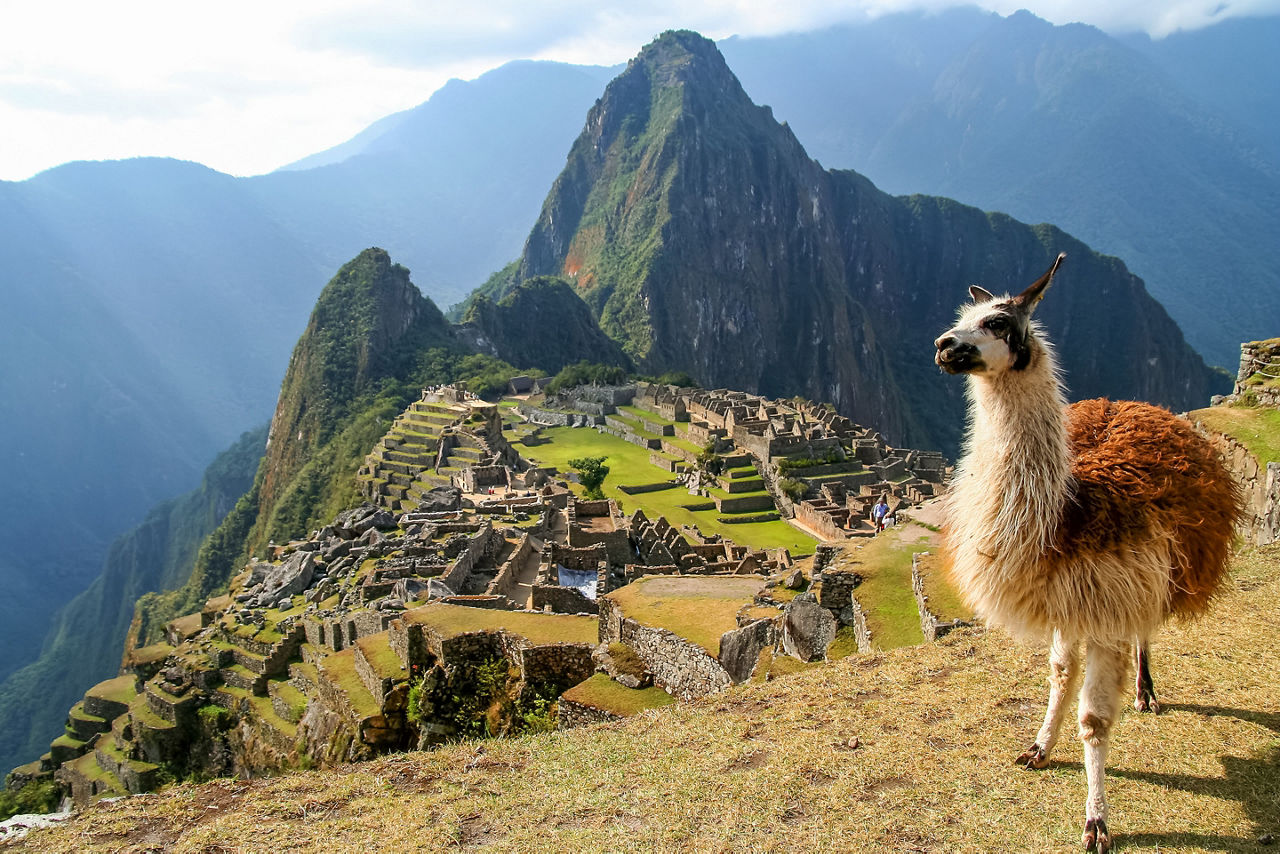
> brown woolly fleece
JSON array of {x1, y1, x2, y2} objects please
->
[{"x1": 1057, "y1": 398, "x2": 1242, "y2": 619}]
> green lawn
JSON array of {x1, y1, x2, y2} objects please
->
[
  {"x1": 1192, "y1": 404, "x2": 1280, "y2": 465},
  {"x1": 515, "y1": 426, "x2": 817, "y2": 556}
]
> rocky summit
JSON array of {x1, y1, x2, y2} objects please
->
[{"x1": 491, "y1": 30, "x2": 1220, "y2": 452}]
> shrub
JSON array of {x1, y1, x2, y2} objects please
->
[
  {"x1": 778, "y1": 477, "x2": 809, "y2": 502},
  {"x1": 545, "y1": 361, "x2": 627, "y2": 394},
  {"x1": 0, "y1": 779, "x2": 60, "y2": 821}
]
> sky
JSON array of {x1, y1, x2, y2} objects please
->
[{"x1": 3, "y1": 0, "x2": 1279, "y2": 183}]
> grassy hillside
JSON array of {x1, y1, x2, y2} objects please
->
[{"x1": 20, "y1": 542, "x2": 1278, "y2": 852}]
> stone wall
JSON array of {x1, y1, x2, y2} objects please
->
[
  {"x1": 515, "y1": 643, "x2": 596, "y2": 691},
  {"x1": 598, "y1": 597, "x2": 732, "y2": 700},
  {"x1": 816, "y1": 567, "x2": 871, "y2": 653},
  {"x1": 557, "y1": 696, "x2": 622, "y2": 729},
  {"x1": 531, "y1": 583, "x2": 599, "y2": 615},
  {"x1": 486, "y1": 533, "x2": 535, "y2": 601},
  {"x1": 438, "y1": 522, "x2": 496, "y2": 593},
  {"x1": 795, "y1": 500, "x2": 850, "y2": 540},
  {"x1": 1234, "y1": 339, "x2": 1280, "y2": 407},
  {"x1": 1206, "y1": 430, "x2": 1280, "y2": 546},
  {"x1": 910, "y1": 552, "x2": 969, "y2": 642},
  {"x1": 517, "y1": 403, "x2": 600, "y2": 427}
]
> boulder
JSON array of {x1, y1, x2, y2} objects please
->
[
  {"x1": 781, "y1": 592, "x2": 837, "y2": 663},
  {"x1": 719, "y1": 617, "x2": 776, "y2": 683},
  {"x1": 260, "y1": 551, "x2": 316, "y2": 601},
  {"x1": 332, "y1": 503, "x2": 381, "y2": 538},
  {"x1": 427, "y1": 579, "x2": 456, "y2": 600},
  {"x1": 393, "y1": 578, "x2": 431, "y2": 603},
  {"x1": 245, "y1": 559, "x2": 271, "y2": 587},
  {"x1": 416, "y1": 485, "x2": 461, "y2": 513}
]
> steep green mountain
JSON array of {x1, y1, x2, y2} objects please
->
[
  {"x1": 132, "y1": 248, "x2": 530, "y2": 643},
  {"x1": 458, "y1": 276, "x2": 632, "y2": 375},
  {"x1": 505, "y1": 30, "x2": 1219, "y2": 452},
  {"x1": 0, "y1": 426, "x2": 265, "y2": 775},
  {"x1": 721, "y1": 10, "x2": 1280, "y2": 369}
]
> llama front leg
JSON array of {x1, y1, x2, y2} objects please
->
[
  {"x1": 1017, "y1": 629, "x2": 1079, "y2": 768},
  {"x1": 1133, "y1": 640, "x2": 1159, "y2": 713},
  {"x1": 1079, "y1": 641, "x2": 1128, "y2": 853}
]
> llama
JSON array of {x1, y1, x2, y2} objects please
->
[{"x1": 933, "y1": 253, "x2": 1240, "y2": 853}]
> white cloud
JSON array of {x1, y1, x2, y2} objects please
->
[{"x1": 2, "y1": 0, "x2": 1278, "y2": 181}]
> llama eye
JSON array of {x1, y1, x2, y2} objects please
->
[{"x1": 984, "y1": 317, "x2": 1008, "y2": 333}]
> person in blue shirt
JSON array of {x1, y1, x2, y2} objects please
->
[{"x1": 872, "y1": 495, "x2": 890, "y2": 533}]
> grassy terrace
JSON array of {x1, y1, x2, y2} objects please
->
[
  {"x1": 87, "y1": 675, "x2": 138, "y2": 707},
  {"x1": 616, "y1": 404, "x2": 676, "y2": 427},
  {"x1": 560, "y1": 673, "x2": 676, "y2": 716},
  {"x1": 246, "y1": 695, "x2": 299, "y2": 737},
  {"x1": 355, "y1": 633, "x2": 408, "y2": 680},
  {"x1": 1193, "y1": 403, "x2": 1280, "y2": 465},
  {"x1": 64, "y1": 751, "x2": 124, "y2": 793},
  {"x1": 911, "y1": 551, "x2": 970, "y2": 624},
  {"x1": 604, "y1": 576, "x2": 765, "y2": 655},
  {"x1": 401, "y1": 602, "x2": 599, "y2": 647},
  {"x1": 827, "y1": 522, "x2": 949, "y2": 649},
  {"x1": 514, "y1": 425, "x2": 817, "y2": 555},
  {"x1": 316, "y1": 649, "x2": 382, "y2": 719}
]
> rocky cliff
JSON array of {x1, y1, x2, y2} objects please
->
[
  {"x1": 506, "y1": 30, "x2": 1221, "y2": 452},
  {"x1": 458, "y1": 276, "x2": 632, "y2": 375}
]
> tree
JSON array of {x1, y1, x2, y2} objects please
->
[{"x1": 568, "y1": 456, "x2": 610, "y2": 499}]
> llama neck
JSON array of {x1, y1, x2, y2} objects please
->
[{"x1": 955, "y1": 338, "x2": 1071, "y2": 559}]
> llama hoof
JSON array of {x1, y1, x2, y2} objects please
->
[
  {"x1": 1134, "y1": 694, "x2": 1160, "y2": 714},
  {"x1": 1016, "y1": 743, "x2": 1050, "y2": 769},
  {"x1": 1082, "y1": 818, "x2": 1111, "y2": 852}
]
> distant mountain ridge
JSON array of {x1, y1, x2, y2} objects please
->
[{"x1": 720, "y1": 10, "x2": 1280, "y2": 370}]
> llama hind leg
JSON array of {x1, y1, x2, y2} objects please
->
[
  {"x1": 1133, "y1": 640, "x2": 1159, "y2": 713},
  {"x1": 1079, "y1": 641, "x2": 1128, "y2": 853},
  {"x1": 1017, "y1": 630, "x2": 1079, "y2": 769}
]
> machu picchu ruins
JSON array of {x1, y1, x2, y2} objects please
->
[{"x1": 9, "y1": 381, "x2": 961, "y2": 808}]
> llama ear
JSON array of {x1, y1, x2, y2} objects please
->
[
  {"x1": 968, "y1": 285, "x2": 996, "y2": 304},
  {"x1": 1012, "y1": 252, "x2": 1065, "y2": 312}
]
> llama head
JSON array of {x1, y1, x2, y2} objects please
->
[{"x1": 934, "y1": 253, "x2": 1065, "y2": 377}]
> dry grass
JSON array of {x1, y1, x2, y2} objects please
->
[{"x1": 18, "y1": 544, "x2": 1280, "y2": 854}]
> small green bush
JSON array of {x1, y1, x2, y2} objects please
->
[
  {"x1": 778, "y1": 477, "x2": 809, "y2": 502},
  {"x1": 0, "y1": 779, "x2": 61, "y2": 821}
]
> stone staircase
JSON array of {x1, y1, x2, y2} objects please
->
[{"x1": 357, "y1": 399, "x2": 469, "y2": 512}]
